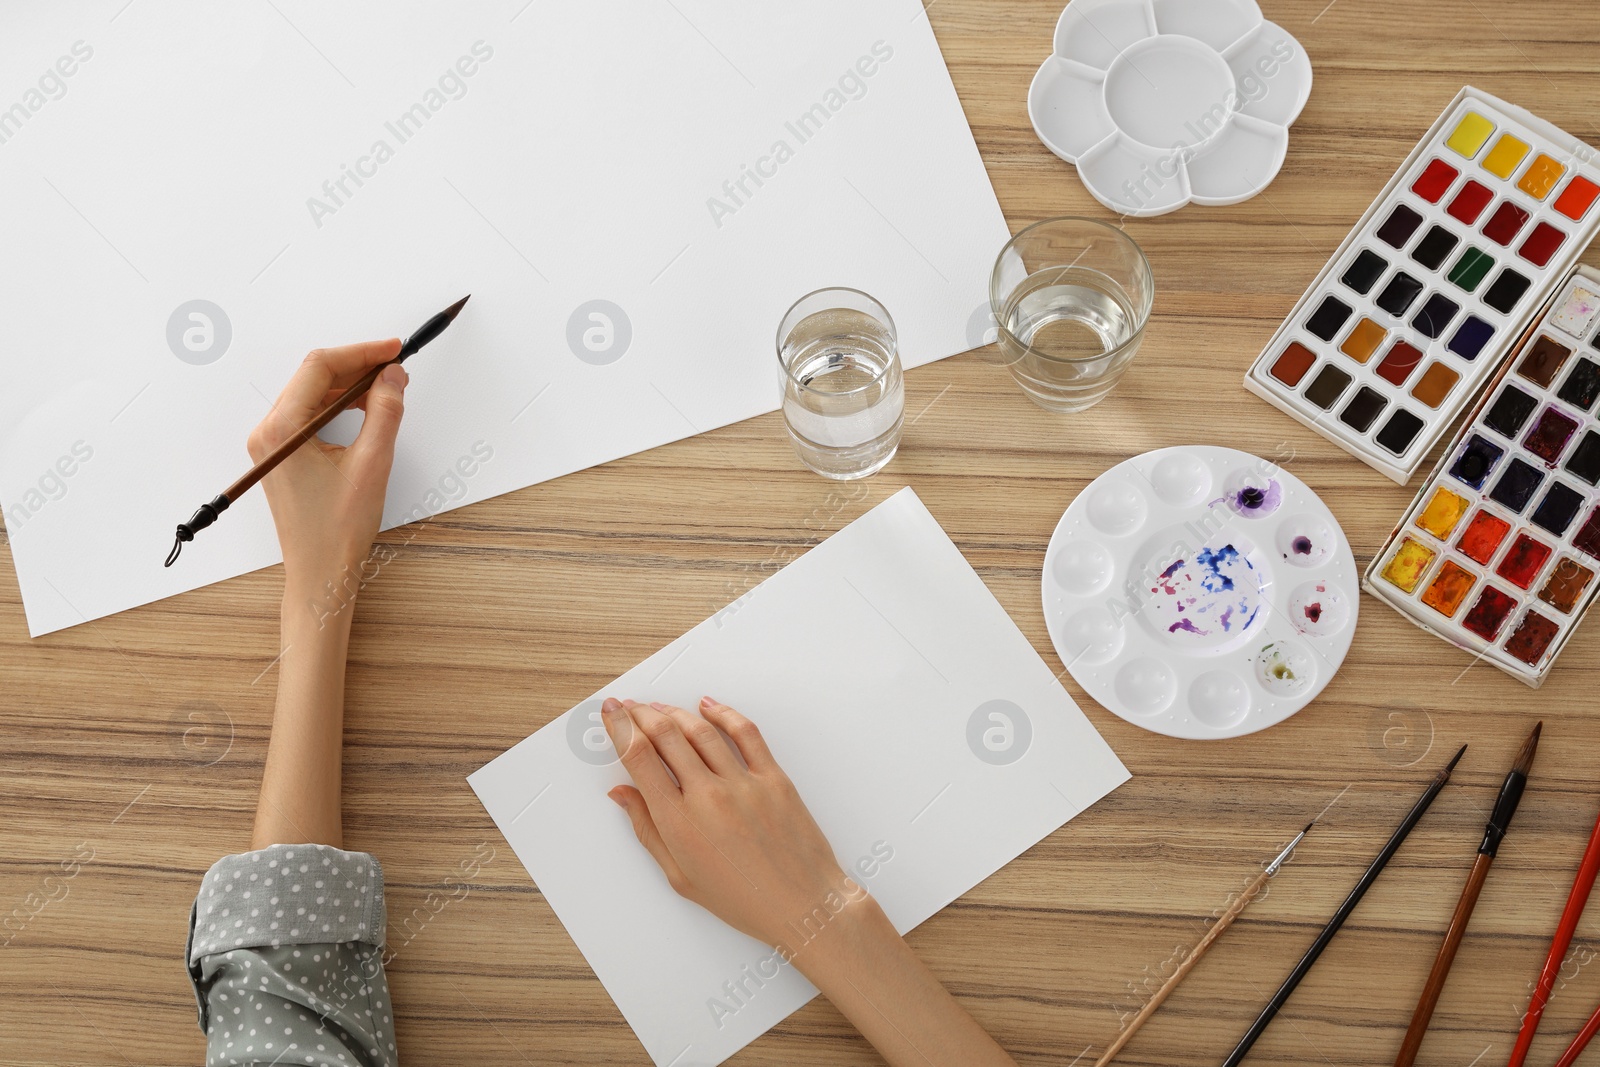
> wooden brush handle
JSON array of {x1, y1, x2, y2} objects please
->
[
  {"x1": 223, "y1": 360, "x2": 391, "y2": 501},
  {"x1": 1094, "y1": 868, "x2": 1271, "y2": 1067},
  {"x1": 1394, "y1": 853, "x2": 1493, "y2": 1066}
]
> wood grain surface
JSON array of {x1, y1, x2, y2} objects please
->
[{"x1": 5, "y1": 2, "x2": 1600, "y2": 1064}]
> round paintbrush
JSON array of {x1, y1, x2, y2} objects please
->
[
  {"x1": 1093, "y1": 823, "x2": 1310, "y2": 1067},
  {"x1": 164, "y1": 295, "x2": 469, "y2": 566}
]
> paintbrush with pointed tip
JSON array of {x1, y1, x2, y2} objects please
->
[
  {"x1": 1393, "y1": 722, "x2": 1541, "y2": 1067},
  {"x1": 165, "y1": 295, "x2": 470, "y2": 566},
  {"x1": 1223, "y1": 742, "x2": 1467, "y2": 1067},
  {"x1": 1093, "y1": 822, "x2": 1311, "y2": 1067}
]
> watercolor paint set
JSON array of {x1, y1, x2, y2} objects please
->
[
  {"x1": 1043, "y1": 446, "x2": 1357, "y2": 738},
  {"x1": 1245, "y1": 87, "x2": 1600, "y2": 483},
  {"x1": 1364, "y1": 267, "x2": 1600, "y2": 685}
]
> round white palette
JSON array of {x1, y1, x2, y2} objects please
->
[
  {"x1": 1028, "y1": 0, "x2": 1313, "y2": 217},
  {"x1": 1042, "y1": 446, "x2": 1357, "y2": 739}
]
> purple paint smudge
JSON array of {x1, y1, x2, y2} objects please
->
[
  {"x1": 1149, "y1": 543, "x2": 1262, "y2": 638},
  {"x1": 1227, "y1": 478, "x2": 1283, "y2": 517}
]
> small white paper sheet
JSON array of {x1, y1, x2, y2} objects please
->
[
  {"x1": 469, "y1": 488, "x2": 1130, "y2": 1066},
  {"x1": 0, "y1": 0, "x2": 1008, "y2": 636}
]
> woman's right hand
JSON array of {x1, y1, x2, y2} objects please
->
[
  {"x1": 602, "y1": 696, "x2": 1017, "y2": 1067},
  {"x1": 601, "y1": 696, "x2": 876, "y2": 958}
]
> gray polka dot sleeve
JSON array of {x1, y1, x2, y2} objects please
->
[{"x1": 185, "y1": 843, "x2": 398, "y2": 1066}]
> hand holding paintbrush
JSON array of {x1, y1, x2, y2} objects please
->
[{"x1": 165, "y1": 295, "x2": 469, "y2": 565}]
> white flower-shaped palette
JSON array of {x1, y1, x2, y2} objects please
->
[
  {"x1": 1043, "y1": 447, "x2": 1357, "y2": 739},
  {"x1": 1029, "y1": 0, "x2": 1313, "y2": 217}
]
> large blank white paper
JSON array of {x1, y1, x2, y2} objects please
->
[
  {"x1": 0, "y1": 0, "x2": 1008, "y2": 636},
  {"x1": 469, "y1": 488, "x2": 1130, "y2": 1066}
]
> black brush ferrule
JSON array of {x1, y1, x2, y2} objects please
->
[{"x1": 1479, "y1": 771, "x2": 1529, "y2": 856}]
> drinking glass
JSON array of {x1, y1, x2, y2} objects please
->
[
  {"x1": 776, "y1": 288, "x2": 904, "y2": 479},
  {"x1": 989, "y1": 217, "x2": 1154, "y2": 412}
]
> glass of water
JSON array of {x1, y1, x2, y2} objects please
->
[
  {"x1": 989, "y1": 217, "x2": 1153, "y2": 412},
  {"x1": 776, "y1": 288, "x2": 904, "y2": 479}
]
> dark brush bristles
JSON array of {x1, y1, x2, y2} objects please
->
[
  {"x1": 1444, "y1": 742, "x2": 1468, "y2": 776},
  {"x1": 1512, "y1": 722, "x2": 1543, "y2": 777},
  {"x1": 1301, "y1": 821, "x2": 1314, "y2": 836},
  {"x1": 443, "y1": 294, "x2": 470, "y2": 319}
]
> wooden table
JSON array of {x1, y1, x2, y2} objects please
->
[{"x1": 6, "y1": 2, "x2": 1600, "y2": 1064}]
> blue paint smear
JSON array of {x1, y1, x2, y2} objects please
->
[
  {"x1": 1195, "y1": 544, "x2": 1241, "y2": 593},
  {"x1": 1153, "y1": 543, "x2": 1263, "y2": 636}
]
